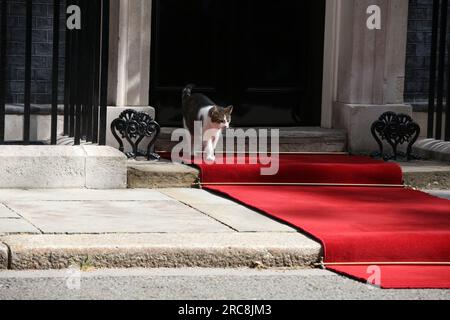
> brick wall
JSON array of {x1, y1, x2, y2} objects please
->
[
  {"x1": 2, "y1": 0, "x2": 66, "y2": 104},
  {"x1": 405, "y1": 0, "x2": 449, "y2": 104}
]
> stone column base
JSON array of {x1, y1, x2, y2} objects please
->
[{"x1": 333, "y1": 102, "x2": 412, "y2": 153}]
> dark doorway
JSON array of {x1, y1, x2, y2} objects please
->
[{"x1": 150, "y1": 0, "x2": 326, "y2": 127}]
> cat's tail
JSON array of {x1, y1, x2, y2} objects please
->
[{"x1": 182, "y1": 84, "x2": 195, "y2": 101}]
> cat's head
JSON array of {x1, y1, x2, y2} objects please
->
[{"x1": 209, "y1": 106, "x2": 233, "y2": 129}]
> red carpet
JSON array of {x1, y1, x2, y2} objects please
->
[{"x1": 192, "y1": 154, "x2": 450, "y2": 289}]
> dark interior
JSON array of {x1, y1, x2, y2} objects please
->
[{"x1": 150, "y1": 0, "x2": 326, "y2": 127}]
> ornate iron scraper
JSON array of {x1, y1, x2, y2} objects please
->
[
  {"x1": 371, "y1": 112, "x2": 421, "y2": 161},
  {"x1": 111, "y1": 109, "x2": 160, "y2": 160}
]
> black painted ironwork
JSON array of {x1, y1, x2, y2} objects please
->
[
  {"x1": 63, "y1": 1, "x2": 70, "y2": 136},
  {"x1": 23, "y1": 0, "x2": 32, "y2": 144},
  {"x1": 99, "y1": 0, "x2": 110, "y2": 146},
  {"x1": 0, "y1": 0, "x2": 6, "y2": 143},
  {"x1": 371, "y1": 112, "x2": 421, "y2": 161},
  {"x1": 51, "y1": 0, "x2": 60, "y2": 145},
  {"x1": 111, "y1": 109, "x2": 161, "y2": 161},
  {"x1": 63, "y1": 0, "x2": 109, "y2": 145},
  {"x1": 435, "y1": 0, "x2": 448, "y2": 140},
  {"x1": 427, "y1": 0, "x2": 449, "y2": 141},
  {"x1": 446, "y1": 41, "x2": 450, "y2": 141},
  {"x1": 427, "y1": 0, "x2": 440, "y2": 138},
  {"x1": 91, "y1": 0, "x2": 101, "y2": 144},
  {"x1": 0, "y1": 0, "x2": 109, "y2": 145}
]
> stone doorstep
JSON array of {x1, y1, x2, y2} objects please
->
[
  {"x1": 128, "y1": 159, "x2": 200, "y2": 189},
  {"x1": 0, "y1": 145, "x2": 127, "y2": 189},
  {"x1": 155, "y1": 127, "x2": 347, "y2": 153},
  {"x1": 127, "y1": 158, "x2": 450, "y2": 190},
  {"x1": 0, "y1": 233, "x2": 322, "y2": 270}
]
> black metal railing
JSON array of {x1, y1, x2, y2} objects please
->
[
  {"x1": 0, "y1": 0, "x2": 109, "y2": 145},
  {"x1": 428, "y1": 0, "x2": 450, "y2": 141}
]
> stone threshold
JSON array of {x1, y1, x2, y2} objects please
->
[
  {"x1": 128, "y1": 159, "x2": 200, "y2": 189},
  {"x1": 155, "y1": 127, "x2": 348, "y2": 153},
  {"x1": 127, "y1": 157, "x2": 450, "y2": 190}
]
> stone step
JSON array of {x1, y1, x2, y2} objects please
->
[
  {"x1": 127, "y1": 159, "x2": 450, "y2": 190},
  {"x1": 128, "y1": 159, "x2": 199, "y2": 189},
  {"x1": 155, "y1": 127, "x2": 347, "y2": 153},
  {"x1": 0, "y1": 146, "x2": 127, "y2": 189}
]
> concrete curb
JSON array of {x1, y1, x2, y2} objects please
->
[
  {"x1": 0, "y1": 243, "x2": 9, "y2": 270},
  {"x1": 0, "y1": 233, "x2": 322, "y2": 270}
]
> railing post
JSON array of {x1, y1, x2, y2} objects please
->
[
  {"x1": 51, "y1": 0, "x2": 61, "y2": 145},
  {"x1": 91, "y1": 0, "x2": 101, "y2": 144},
  {"x1": 23, "y1": 0, "x2": 33, "y2": 144},
  {"x1": 84, "y1": 0, "x2": 94, "y2": 143},
  {"x1": 0, "y1": 0, "x2": 7, "y2": 144},
  {"x1": 446, "y1": 40, "x2": 450, "y2": 141},
  {"x1": 427, "y1": 0, "x2": 440, "y2": 139},
  {"x1": 63, "y1": 2, "x2": 71, "y2": 136},
  {"x1": 435, "y1": 0, "x2": 448, "y2": 140},
  {"x1": 99, "y1": 0, "x2": 110, "y2": 146}
]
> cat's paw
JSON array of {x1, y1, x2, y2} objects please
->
[{"x1": 206, "y1": 155, "x2": 216, "y2": 162}]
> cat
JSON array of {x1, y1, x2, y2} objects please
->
[{"x1": 182, "y1": 84, "x2": 233, "y2": 162}]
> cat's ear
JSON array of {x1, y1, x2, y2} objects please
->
[
  {"x1": 209, "y1": 106, "x2": 219, "y2": 117},
  {"x1": 226, "y1": 105, "x2": 234, "y2": 114}
]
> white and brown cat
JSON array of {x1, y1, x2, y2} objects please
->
[{"x1": 182, "y1": 84, "x2": 233, "y2": 162}]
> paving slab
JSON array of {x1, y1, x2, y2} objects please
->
[
  {"x1": 0, "y1": 219, "x2": 41, "y2": 235},
  {"x1": 0, "y1": 188, "x2": 323, "y2": 270},
  {"x1": 176, "y1": 202, "x2": 296, "y2": 233},
  {"x1": 0, "y1": 204, "x2": 19, "y2": 218},
  {"x1": 0, "y1": 233, "x2": 322, "y2": 270},
  {"x1": 424, "y1": 190, "x2": 450, "y2": 201},
  {"x1": 160, "y1": 188, "x2": 298, "y2": 232},
  {"x1": 5, "y1": 200, "x2": 233, "y2": 234},
  {"x1": 160, "y1": 188, "x2": 240, "y2": 205},
  {"x1": 0, "y1": 189, "x2": 172, "y2": 202}
]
